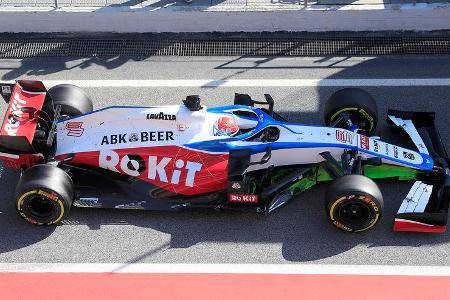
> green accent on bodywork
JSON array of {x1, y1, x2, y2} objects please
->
[
  {"x1": 287, "y1": 165, "x2": 335, "y2": 194},
  {"x1": 288, "y1": 168, "x2": 319, "y2": 194},
  {"x1": 271, "y1": 163, "x2": 419, "y2": 197},
  {"x1": 317, "y1": 165, "x2": 335, "y2": 182},
  {"x1": 315, "y1": 163, "x2": 419, "y2": 181},
  {"x1": 363, "y1": 164, "x2": 420, "y2": 181}
]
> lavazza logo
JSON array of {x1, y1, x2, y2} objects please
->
[
  {"x1": 99, "y1": 150, "x2": 202, "y2": 187},
  {"x1": 147, "y1": 112, "x2": 176, "y2": 121},
  {"x1": 3, "y1": 92, "x2": 27, "y2": 136}
]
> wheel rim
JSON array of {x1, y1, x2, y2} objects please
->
[
  {"x1": 27, "y1": 197, "x2": 55, "y2": 218},
  {"x1": 335, "y1": 112, "x2": 369, "y2": 133},
  {"x1": 330, "y1": 108, "x2": 374, "y2": 134},
  {"x1": 338, "y1": 201, "x2": 372, "y2": 228}
]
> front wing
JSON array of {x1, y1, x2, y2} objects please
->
[{"x1": 388, "y1": 110, "x2": 450, "y2": 232}]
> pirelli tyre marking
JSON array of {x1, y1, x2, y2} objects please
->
[
  {"x1": 16, "y1": 189, "x2": 65, "y2": 225},
  {"x1": 329, "y1": 194, "x2": 381, "y2": 232},
  {"x1": 330, "y1": 107, "x2": 375, "y2": 133}
]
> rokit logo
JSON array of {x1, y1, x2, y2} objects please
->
[
  {"x1": 229, "y1": 194, "x2": 259, "y2": 203},
  {"x1": 99, "y1": 150, "x2": 202, "y2": 187},
  {"x1": 147, "y1": 112, "x2": 176, "y2": 121},
  {"x1": 3, "y1": 92, "x2": 27, "y2": 136},
  {"x1": 336, "y1": 130, "x2": 353, "y2": 144},
  {"x1": 101, "y1": 131, "x2": 174, "y2": 145}
]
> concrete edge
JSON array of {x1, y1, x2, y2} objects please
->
[{"x1": 0, "y1": 4, "x2": 449, "y2": 32}]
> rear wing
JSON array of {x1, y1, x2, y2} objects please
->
[
  {"x1": 0, "y1": 81, "x2": 55, "y2": 168},
  {"x1": 387, "y1": 110, "x2": 450, "y2": 232}
]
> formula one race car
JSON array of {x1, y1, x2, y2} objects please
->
[{"x1": 0, "y1": 80, "x2": 449, "y2": 233}]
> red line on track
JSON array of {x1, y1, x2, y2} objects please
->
[{"x1": 1, "y1": 273, "x2": 449, "y2": 300}]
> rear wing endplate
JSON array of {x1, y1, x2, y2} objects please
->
[{"x1": 0, "y1": 80, "x2": 49, "y2": 155}]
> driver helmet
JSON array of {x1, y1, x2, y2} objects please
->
[{"x1": 213, "y1": 116, "x2": 239, "y2": 137}]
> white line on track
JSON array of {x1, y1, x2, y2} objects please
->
[
  {"x1": 1, "y1": 263, "x2": 450, "y2": 276},
  {"x1": 5, "y1": 79, "x2": 450, "y2": 87}
]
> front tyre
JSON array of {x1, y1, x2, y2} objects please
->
[
  {"x1": 326, "y1": 175, "x2": 383, "y2": 232},
  {"x1": 324, "y1": 88, "x2": 378, "y2": 135},
  {"x1": 15, "y1": 165, "x2": 74, "y2": 225}
]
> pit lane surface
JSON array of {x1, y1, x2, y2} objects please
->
[{"x1": 0, "y1": 56, "x2": 450, "y2": 265}]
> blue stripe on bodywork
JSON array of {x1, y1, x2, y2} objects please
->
[{"x1": 185, "y1": 139, "x2": 433, "y2": 171}]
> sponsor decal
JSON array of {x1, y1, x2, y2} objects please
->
[
  {"x1": 101, "y1": 131, "x2": 174, "y2": 145},
  {"x1": 37, "y1": 190, "x2": 58, "y2": 201},
  {"x1": 147, "y1": 112, "x2": 176, "y2": 121},
  {"x1": 115, "y1": 201, "x2": 146, "y2": 209},
  {"x1": 231, "y1": 182, "x2": 241, "y2": 190},
  {"x1": 336, "y1": 130, "x2": 353, "y2": 144},
  {"x1": 333, "y1": 220, "x2": 352, "y2": 232},
  {"x1": 360, "y1": 135, "x2": 370, "y2": 150},
  {"x1": 385, "y1": 143, "x2": 390, "y2": 155},
  {"x1": 3, "y1": 92, "x2": 27, "y2": 136},
  {"x1": 403, "y1": 151, "x2": 415, "y2": 160},
  {"x1": 128, "y1": 133, "x2": 139, "y2": 142},
  {"x1": 358, "y1": 109, "x2": 374, "y2": 123},
  {"x1": 229, "y1": 194, "x2": 259, "y2": 203},
  {"x1": 394, "y1": 146, "x2": 399, "y2": 158},
  {"x1": 373, "y1": 140, "x2": 380, "y2": 152},
  {"x1": 59, "y1": 146, "x2": 229, "y2": 195},
  {"x1": 99, "y1": 150, "x2": 202, "y2": 187},
  {"x1": 65, "y1": 122, "x2": 85, "y2": 137},
  {"x1": 79, "y1": 197, "x2": 99, "y2": 203},
  {"x1": 75, "y1": 198, "x2": 101, "y2": 208}
]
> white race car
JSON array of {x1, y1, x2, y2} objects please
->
[{"x1": 0, "y1": 80, "x2": 448, "y2": 233}]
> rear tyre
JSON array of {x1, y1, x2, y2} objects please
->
[
  {"x1": 15, "y1": 165, "x2": 74, "y2": 225},
  {"x1": 48, "y1": 84, "x2": 93, "y2": 117},
  {"x1": 324, "y1": 88, "x2": 378, "y2": 135},
  {"x1": 326, "y1": 175, "x2": 383, "y2": 232}
]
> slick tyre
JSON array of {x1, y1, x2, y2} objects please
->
[
  {"x1": 48, "y1": 84, "x2": 93, "y2": 117},
  {"x1": 326, "y1": 175, "x2": 383, "y2": 233},
  {"x1": 324, "y1": 88, "x2": 378, "y2": 135},
  {"x1": 15, "y1": 165, "x2": 74, "y2": 225}
]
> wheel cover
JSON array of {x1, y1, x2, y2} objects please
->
[
  {"x1": 27, "y1": 196, "x2": 55, "y2": 219},
  {"x1": 330, "y1": 107, "x2": 374, "y2": 133},
  {"x1": 338, "y1": 200, "x2": 373, "y2": 228}
]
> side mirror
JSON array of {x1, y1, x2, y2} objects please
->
[
  {"x1": 264, "y1": 94, "x2": 274, "y2": 117},
  {"x1": 234, "y1": 93, "x2": 275, "y2": 117}
]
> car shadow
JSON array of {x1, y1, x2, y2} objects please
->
[{"x1": 0, "y1": 56, "x2": 148, "y2": 81}]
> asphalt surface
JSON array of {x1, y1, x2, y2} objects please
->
[{"x1": 0, "y1": 56, "x2": 450, "y2": 265}]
